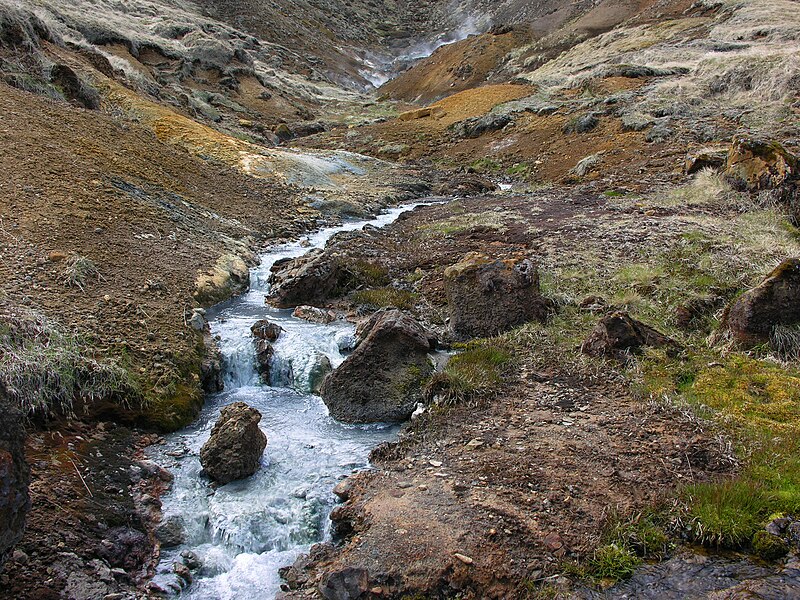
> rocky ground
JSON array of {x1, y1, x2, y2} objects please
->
[
  {"x1": 263, "y1": 176, "x2": 800, "y2": 597},
  {"x1": 1, "y1": 0, "x2": 800, "y2": 598}
]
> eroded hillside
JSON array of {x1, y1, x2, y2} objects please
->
[{"x1": 1, "y1": 0, "x2": 799, "y2": 598}]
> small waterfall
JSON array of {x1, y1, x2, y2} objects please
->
[{"x1": 149, "y1": 202, "x2": 432, "y2": 598}]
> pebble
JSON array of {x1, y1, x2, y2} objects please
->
[
  {"x1": 429, "y1": 460, "x2": 443, "y2": 467},
  {"x1": 454, "y1": 553, "x2": 474, "y2": 565}
]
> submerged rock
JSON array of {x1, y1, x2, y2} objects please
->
[
  {"x1": 293, "y1": 305, "x2": 337, "y2": 324},
  {"x1": 0, "y1": 391, "x2": 29, "y2": 573},
  {"x1": 581, "y1": 311, "x2": 675, "y2": 358},
  {"x1": 444, "y1": 252, "x2": 550, "y2": 340},
  {"x1": 200, "y1": 402, "x2": 267, "y2": 484},
  {"x1": 308, "y1": 352, "x2": 333, "y2": 395},
  {"x1": 156, "y1": 515, "x2": 186, "y2": 549},
  {"x1": 320, "y1": 310, "x2": 434, "y2": 423},
  {"x1": 254, "y1": 339, "x2": 275, "y2": 383},
  {"x1": 251, "y1": 319, "x2": 283, "y2": 342},
  {"x1": 726, "y1": 258, "x2": 800, "y2": 345}
]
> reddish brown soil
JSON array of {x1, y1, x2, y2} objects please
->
[
  {"x1": 0, "y1": 82, "x2": 311, "y2": 424},
  {"x1": 274, "y1": 187, "x2": 741, "y2": 598},
  {"x1": 0, "y1": 423, "x2": 166, "y2": 599},
  {"x1": 380, "y1": 31, "x2": 531, "y2": 104}
]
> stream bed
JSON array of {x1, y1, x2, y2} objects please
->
[{"x1": 149, "y1": 204, "x2": 430, "y2": 598}]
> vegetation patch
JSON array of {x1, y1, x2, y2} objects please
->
[
  {"x1": 0, "y1": 303, "x2": 140, "y2": 420},
  {"x1": 62, "y1": 254, "x2": 100, "y2": 290},
  {"x1": 418, "y1": 210, "x2": 523, "y2": 236},
  {"x1": 675, "y1": 357, "x2": 800, "y2": 549},
  {"x1": 351, "y1": 287, "x2": 415, "y2": 310},
  {"x1": 425, "y1": 341, "x2": 513, "y2": 405}
]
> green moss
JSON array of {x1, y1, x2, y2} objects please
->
[
  {"x1": 469, "y1": 158, "x2": 501, "y2": 173},
  {"x1": 635, "y1": 352, "x2": 800, "y2": 551},
  {"x1": 506, "y1": 163, "x2": 532, "y2": 178},
  {"x1": 752, "y1": 530, "x2": 789, "y2": 561},
  {"x1": 604, "y1": 513, "x2": 671, "y2": 559},
  {"x1": 143, "y1": 380, "x2": 203, "y2": 432}
]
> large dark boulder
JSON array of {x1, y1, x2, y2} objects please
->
[
  {"x1": 267, "y1": 251, "x2": 387, "y2": 309},
  {"x1": 726, "y1": 258, "x2": 800, "y2": 345},
  {"x1": 266, "y1": 250, "x2": 341, "y2": 309},
  {"x1": 581, "y1": 311, "x2": 675, "y2": 359},
  {"x1": 320, "y1": 310, "x2": 434, "y2": 423},
  {"x1": 200, "y1": 402, "x2": 267, "y2": 484},
  {"x1": 444, "y1": 252, "x2": 550, "y2": 340},
  {"x1": 0, "y1": 390, "x2": 29, "y2": 573},
  {"x1": 449, "y1": 113, "x2": 512, "y2": 139}
]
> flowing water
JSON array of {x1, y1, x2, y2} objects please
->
[{"x1": 149, "y1": 203, "x2": 431, "y2": 598}]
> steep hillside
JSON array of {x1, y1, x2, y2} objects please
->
[{"x1": 1, "y1": 0, "x2": 800, "y2": 598}]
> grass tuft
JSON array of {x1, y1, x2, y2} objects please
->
[
  {"x1": 0, "y1": 303, "x2": 139, "y2": 419},
  {"x1": 584, "y1": 544, "x2": 641, "y2": 581},
  {"x1": 63, "y1": 254, "x2": 100, "y2": 290},
  {"x1": 425, "y1": 342, "x2": 513, "y2": 406},
  {"x1": 351, "y1": 287, "x2": 414, "y2": 310}
]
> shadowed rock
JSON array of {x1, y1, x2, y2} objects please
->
[
  {"x1": 200, "y1": 402, "x2": 267, "y2": 484},
  {"x1": 725, "y1": 137, "x2": 798, "y2": 192},
  {"x1": 267, "y1": 250, "x2": 342, "y2": 308},
  {"x1": 251, "y1": 319, "x2": 283, "y2": 342},
  {"x1": 320, "y1": 310, "x2": 434, "y2": 423},
  {"x1": 444, "y1": 252, "x2": 549, "y2": 340},
  {"x1": 726, "y1": 258, "x2": 800, "y2": 345},
  {"x1": 726, "y1": 137, "x2": 800, "y2": 224},
  {"x1": 436, "y1": 174, "x2": 499, "y2": 197},
  {"x1": 0, "y1": 390, "x2": 29, "y2": 573},
  {"x1": 581, "y1": 311, "x2": 675, "y2": 358},
  {"x1": 318, "y1": 567, "x2": 370, "y2": 600}
]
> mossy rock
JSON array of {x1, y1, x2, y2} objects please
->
[{"x1": 752, "y1": 530, "x2": 789, "y2": 561}]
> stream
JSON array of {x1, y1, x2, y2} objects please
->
[{"x1": 148, "y1": 203, "x2": 430, "y2": 598}]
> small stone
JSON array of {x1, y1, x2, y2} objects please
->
[
  {"x1": 465, "y1": 439, "x2": 484, "y2": 449},
  {"x1": 454, "y1": 553, "x2": 474, "y2": 565},
  {"x1": 543, "y1": 531, "x2": 564, "y2": 552},
  {"x1": 429, "y1": 460, "x2": 443, "y2": 467}
]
